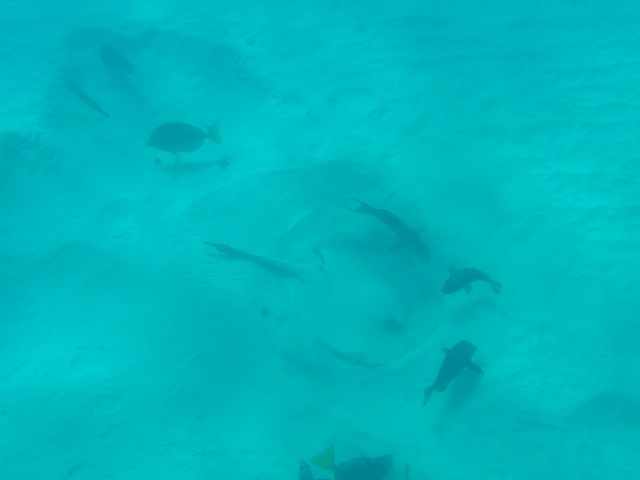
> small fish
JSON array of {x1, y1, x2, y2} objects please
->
[
  {"x1": 310, "y1": 445, "x2": 393, "y2": 480},
  {"x1": 204, "y1": 241, "x2": 324, "y2": 284},
  {"x1": 99, "y1": 44, "x2": 136, "y2": 75},
  {"x1": 442, "y1": 267, "x2": 502, "y2": 295},
  {"x1": 423, "y1": 340, "x2": 483, "y2": 406},
  {"x1": 146, "y1": 121, "x2": 221, "y2": 155},
  {"x1": 342, "y1": 199, "x2": 429, "y2": 260},
  {"x1": 64, "y1": 78, "x2": 110, "y2": 118}
]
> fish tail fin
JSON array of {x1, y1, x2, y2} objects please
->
[
  {"x1": 205, "y1": 121, "x2": 222, "y2": 144},
  {"x1": 311, "y1": 444, "x2": 336, "y2": 472},
  {"x1": 342, "y1": 198, "x2": 371, "y2": 213},
  {"x1": 490, "y1": 280, "x2": 502, "y2": 294},
  {"x1": 422, "y1": 386, "x2": 435, "y2": 406}
]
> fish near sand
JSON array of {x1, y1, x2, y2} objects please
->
[
  {"x1": 315, "y1": 337, "x2": 385, "y2": 369},
  {"x1": 442, "y1": 267, "x2": 502, "y2": 295},
  {"x1": 146, "y1": 121, "x2": 221, "y2": 155},
  {"x1": 342, "y1": 199, "x2": 429, "y2": 260},
  {"x1": 308, "y1": 445, "x2": 393, "y2": 480},
  {"x1": 423, "y1": 340, "x2": 483, "y2": 406},
  {"x1": 100, "y1": 44, "x2": 136, "y2": 75},
  {"x1": 204, "y1": 241, "x2": 325, "y2": 284},
  {"x1": 64, "y1": 78, "x2": 110, "y2": 118}
]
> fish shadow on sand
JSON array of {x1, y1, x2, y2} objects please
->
[{"x1": 443, "y1": 368, "x2": 483, "y2": 410}]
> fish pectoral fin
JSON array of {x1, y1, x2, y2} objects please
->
[
  {"x1": 467, "y1": 361, "x2": 484, "y2": 375},
  {"x1": 464, "y1": 284, "x2": 472, "y2": 293},
  {"x1": 205, "y1": 121, "x2": 222, "y2": 144}
]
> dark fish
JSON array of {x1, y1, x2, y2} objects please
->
[
  {"x1": 342, "y1": 199, "x2": 429, "y2": 260},
  {"x1": 442, "y1": 267, "x2": 502, "y2": 295},
  {"x1": 146, "y1": 121, "x2": 221, "y2": 155},
  {"x1": 300, "y1": 461, "x2": 320, "y2": 480},
  {"x1": 64, "y1": 78, "x2": 110, "y2": 118},
  {"x1": 423, "y1": 340, "x2": 483, "y2": 406},
  {"x1": 204, "y1": 241, "x2": 323, "y2": 284},
  {"x1": 99, "y1": 44, "x2": 135, "y2": 75},
  {"x1": 310, "y1": 445, "x2": 393, "y2": 480}
]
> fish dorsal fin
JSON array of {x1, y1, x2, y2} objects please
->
[
  {"x1": 442, "y1": 348, "x2": 450, "y2": 355},
  {"x1": 311, "y1": 445, "x2": 335, "y2": 472},
  {"x1": 449, "y1": 266, "x2": 458, "y2": 275}
]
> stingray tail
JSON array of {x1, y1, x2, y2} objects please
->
[
  {"x1": 205, "y1": 121, "x2": 222, "y2": 144},
  {"x1": 490, "y1": 280, "x2": 502, "y2": 294},
  {"x1": 422, "y1": 386, "x2": 435, "y2": 407}
]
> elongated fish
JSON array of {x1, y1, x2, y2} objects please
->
[
  {"x1": 315, "y1": 337, "x2": 385, "y2": 369},
  {"x1": 64, "y1": 78, "x2": 110, "y2": 118},
  {"x1": 204, "y1": 241, "x2": 324, "y2": 284},
  {"x1": 423, "y1": 340, "x2": 483, "y2": 406},
  {"x1": 442, "y1": 267, "x2": 502, "y2": 295},
  {"x1": 100, "y1": 44, "x2": 136, "y2": 75},
  {"x1": 342, "y1": 199, "x2": 429, "y2": 260}
]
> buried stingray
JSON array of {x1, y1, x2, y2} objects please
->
[
  {"x1": 204, "y1": 241, "x2": 326, "y2": 284},
  {"x1": 146, "y1": 121, "x2": 221, "y2": 156}
]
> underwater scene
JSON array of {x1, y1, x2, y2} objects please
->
[{"x1": 1, "y1": 0, "x2": 639, "y2": 479}]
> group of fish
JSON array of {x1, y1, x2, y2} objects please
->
[
  {"x1": 207, "y1": 197, "x2": 501, "y2": 396},
  {"x1": 67, "y1": 43, "x2": 502, "y2": 480},
  {"x1": 284, "y1": 200, "x2": 500, "y2": 480},
  {"x1": 64, "y1": 43, "x2": 222, "y2": 162}
]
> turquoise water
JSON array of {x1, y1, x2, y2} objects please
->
[{"x1": 1, "y1": 1, "x2": 639, "y2": 479}]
